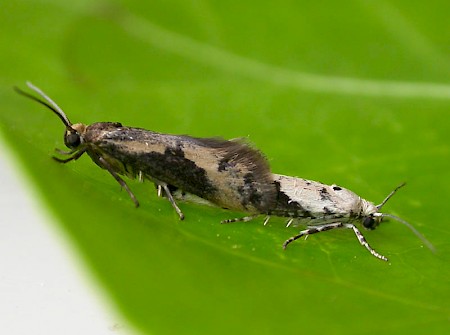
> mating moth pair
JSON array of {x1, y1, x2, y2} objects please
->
[{"x1": 15, "y1": 82, "x2": 434, "y2": 261}]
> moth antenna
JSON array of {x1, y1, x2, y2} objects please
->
[
  {"x1": 376, "y1": 183, "x2": 435, "y2": 252},
  {"x1": 381, "y1": 213, "x2": 436, "y2": 253},
  {"x1": 14, "y1": 81, "x2": 74, "y2": 129},
  {"x1": 376, "y1": 182, "x2": 406, "y2": 210}
]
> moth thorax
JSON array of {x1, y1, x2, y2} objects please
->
[
  {"x1": 71, "y1": 123, "x2": 87, "y2": 135},
  {"x1": 360, "y1": 199, "x2": 378, "y2": 217}
]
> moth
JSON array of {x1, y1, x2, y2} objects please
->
[
  {"x1": 16, "y1": 82, "x2": 433, "y2": 261},
  {"x1": 265, "y1": 174, "x2": 434, "y2": 261},
  {"x1": 15, "y1": 82, "x2": 276, "y2": 221}
]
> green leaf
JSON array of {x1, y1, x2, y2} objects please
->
[{"x1": 1, "y1": 1, "x2": 449, "y2": 334}]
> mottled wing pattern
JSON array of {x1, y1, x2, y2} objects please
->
[
  {"x1": 190, "y1": 137, "x2": 277, "y2": 212},
  {"x1": 84, "y1": 124, "x2": 277, "y2": 213}
]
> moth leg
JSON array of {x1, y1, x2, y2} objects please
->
[
  {"x1": 138, "y1": 171, "x2": 144, "y2": 183},
  {"x1": 155, "y1": 184, "x2": 179, "y2": 198},
  {"x1": 285, "y1": 218, "x2": 294, "y2": 227},
  {"x1": 283, "y1": 222, "x2": 388, "y2": 261},
  {"x1": 221, "y1": 215, "x2": 259, "y2": 224},
  {"x1": 54, "y1": 148, "x2": 140, "y2": 207},
  {"x1": 283, "y1": 222, "x2": 345, "y2": 249},
  {"x1": 156, "y1": 184, "x2": 163, "y2": 197},
  {"x1": 52, "y1": 148, "x2": 86, "y2": 163},
  {"x1": 157, "y1": 182, "x2": 185, "y2": 220},
  {"x1": 54, "y1": 148, "x2": 77, "y2": 155},
  {"x1": 97, "y1": 156, "x2": 140, "y2": 208},
  {"x1": 343, "y1": 223, "x2": 388, "y2": 261}
]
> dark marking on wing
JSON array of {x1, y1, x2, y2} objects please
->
[
  {"x1": 128, "y1": 146, "x2": 218, "y2": 199},
  {"x1": 323, "y1": 206, "x2": 332, "y2": 215},
  {"x1": 268, "y1": 181, "x2": 314, "y2": 218},
  {"x1": 237, "y1": 173, "x2": 264, "y2": 210},
  {"x1": 319, "y1": 187, "x2": 332, "y2": 201}
]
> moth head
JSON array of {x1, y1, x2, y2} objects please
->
[
  {"x1": 15, "y1": 82, "x2": 86, "y2": 149},
  {"x1": 362, "y1": 214, "x2": 381, "y2": 230},
  {"x1": 360, "y1": 183, "x2": 406, "y2": 230},
  {"x1": 64, "y1": 123, "x2": 86, "y2": 149}
]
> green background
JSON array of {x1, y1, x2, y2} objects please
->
[{"x1": 1, "y1": 1, "x2": 449, "y2": 334}]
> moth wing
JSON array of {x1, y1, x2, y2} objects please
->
[{"x1": 191, "y1": 136, "x2": 277, "y2": 212}]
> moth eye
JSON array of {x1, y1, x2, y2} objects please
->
[
  {"x1": 64, "y1": 131, "x2": 82, "y2": 149},
  {"x1": 363, "y1": 216, "x2": 377, "y2": 229}
]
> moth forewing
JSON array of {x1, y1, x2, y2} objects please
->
[{"x1": 270, "y1": 174, "x2": 366, "y2": 221}]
